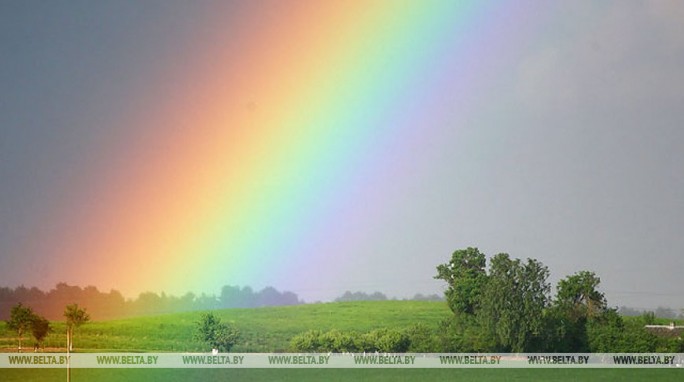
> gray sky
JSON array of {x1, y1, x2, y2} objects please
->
[{"x1": 0, "y1": 1, "x2": 682, "y2": 310}]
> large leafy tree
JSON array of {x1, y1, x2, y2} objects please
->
[
  {"x1": 435, "y1": 249, "x2": 551, "y2": 352},
  {"x1": 549, "y1": 271, "x2": 609, "y2": 351},
  {"x1": 434, "y1": 247, "x2": 487, "y2": 315},
  {"x1": 556, "y1": 271, "x2": 607, "y2": 319},
  {"x1": 64, "y1": 304, "x2": 90, "y2": 352},
  {"x1": 6, "y1": 303, "x2": 35, "y2": 352},
  {"x1": 478, "y1": 254, "x2": 550, "y2": 352}
]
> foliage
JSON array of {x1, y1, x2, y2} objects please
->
[
  {"x1": 6, "y1": 303, "x2": 36, "y2": 351},
  {"x1": 542, "y1": 304, "x2": 589, "y2": 352},
  {"x1": 2, "y1": 298, "x2": 678, "y2": 354},
  {"x1": 1, "y1": 300, "x2": 448, "y2": 352},
  {"x1": 361, "y1": 328, "x2": 410, "y2": 353},
  {"x1": 432, "y1": 248, "x2": 667, "y2": 353},
  {"x1": 542, "y1": 271, "x2": 608, "y2": 352},
  {"x1": 434, "y1": 247, "x2": 487, "y2": 315},
  {"x1": 478, "y1": 254, "x2": 550, "y2": 352},
  {"x1": 555, "y1": 271, "x2": 606, "y2": 320},
  {"x1": 290, "y1": 330, "x2": 324, "y2": 352},
  {"x1": 5, "y1": 303, "x2": 52, "y2": 351},
  {"x1": 65, "y1": 303, "x2": 91, "y2": 328},
  {"x1": 321, "y1": 329, "x2": 359, "y2": 352},
  {"x1": 404, "y1": 323, "x2": 439, "y2": 352},
  {"x1": 437, "y1": 314, "x2": 493, "y2": 352},
  {"x1": 31, "y1": 315, "x2": 52, "y2": 349},
  {"x1": 64, "y1": 303, "x2": 90, "y2": 351},
  {"x1": 290, "y1": 327, "x2": 417, "y2": 353},
  {"x1": 335, "y1": 291, "x2": 388, "y2": 302},
  {"x1": 0, "y1": 283, "x2": 303, "y2": 321},
  {"x1": 194, "y1": 312, "x2": 240, "y2": 352},
  {"x1": 640, "y1": 311, "x2": 656, "y2": 325}
]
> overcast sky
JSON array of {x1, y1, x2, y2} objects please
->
[{"x1": 1, "y1": 1, "x2": 683, "y2": 310}]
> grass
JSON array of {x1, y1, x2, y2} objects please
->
[
  {"x1": 1, "y1": 368, "x2": 682, "y2": 382},
  {"x1": 2, "y1": 301, "x2": 681, "y2": 353},
  {"x1": 0, "y1": 301, "x2": 452, "y2": 352},
  {"x1": 1, "y1": 302, "x2": 682, "y2": 381}
]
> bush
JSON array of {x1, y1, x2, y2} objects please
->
[
  {"x1": 320, "y1": 329, "x2": 359, "y2": 352},
  {"x1": 290, "y1": 330, "x2": 323, "y2": 352},
  {"x1": 404, "y1": 323, "x2": 439, "y2": 352},
  {"x1": 358, "y1": 328, "x2": 409, "y2": 353},
  {"x1": 437, "y1": 315, "x2": 493, "y2": 352},
  {"x1": 291, "y1": 328, "x2": 411, "y2": 353},
  {"x1": 194, "y1": 313, "x2": 240, "y2": 352},
  {"x1": 587, "y1": 309, "x2": 658, "y2": 352}
]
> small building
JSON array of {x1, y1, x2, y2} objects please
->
[{"x1": 644, "y1": 322, "x2": 684, "y2": 339}]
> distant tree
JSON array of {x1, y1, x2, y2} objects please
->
[
  {"x1": 640, "y1": 311, "x2": 657, "y2": 325},
  {"x1": 410, "y1": 293, "x2": 444, "y2": 302},
  {"x1": 280, "y1": 291, "x2": 301, "y2": 305},
  {"x1": 257, "y1": 287, "x2": 282, "y2": 306},
  {"x1": 31, "y1": 315, "x2": 52, "y2": 351},
  {"x1": 220, "y1": 285, "x2": 242, "y2": 308},
  {"x1": 64, "y1": 304, "x2": 90, "y2": 351},
  {"x1": 334, "y1": 291, "x2": 388, "y2": 302},
  {"x1": 6, "y1": 303, "x2": 35, "y2": 352},
  {"x1": 194, "y1": 312, "x2": 240, "y2": 352},
  {"x1": 195, "y1": 293, "x2": 220, "y2": 310},
  {"x1": 654, "y1": 306, "x2": 678, "y2": 319},
  {"x1": 434, "y1": 247, "x2": 487, "y2": 315},
  {"x1": 618, "y1": 306, "x2": 644, "y2": 317}
]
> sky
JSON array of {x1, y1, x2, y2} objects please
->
[{"x1": 0, "y1": 1, "x2": 682, "y2": 310}]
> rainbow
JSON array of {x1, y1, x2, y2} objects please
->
[{"x1": 35, "y1": 1, "x2": 549, "y2": 299}]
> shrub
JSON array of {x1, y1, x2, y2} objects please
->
[
  {"x1": 290, "y1": 330, "x2": 323, "y2": 352},
  {"x1": 404, "y1": 323, "x2": 438, "y2": 352},
  {"x1": 194, "y1": 313, "x2": 240, "y2": 352}
]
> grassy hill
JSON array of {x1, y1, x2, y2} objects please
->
[
  {"x1": 1, "y1": 300, "x2": 452, "y2": 352},
  {"x1": 2, "y1": 301, "x2": 682, "y2": 381},
  {"x1": 2, "y1": 301, "x2": 682, "y2": 353}
]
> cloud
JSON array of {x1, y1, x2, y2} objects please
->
[{"x1": 515, "y1": 1, "x2": 684, "y2": 116}]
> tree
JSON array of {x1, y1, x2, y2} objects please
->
[
  {"x1": 555, "y1": 271, "x2": 607, "y2": 320},
  {"x1": 434, "y1": 247, "x2": 487, "y2": 315},
  {"x1": 478, "y1": 254, "x2": 550, "y2": 352},
  {"x1": 31, "y1": 315, "x2": 52, "y2": 351},
  {"x1": 6, "y1": 303, "x2": 35, "y2": 352},
  {"x1": 546, "y1": 271, "x2": 607, "y2": 352},
  {"x1": 194, "y1": 313, "x2": 239, "y2": 352},
  {"x1": 64, "y1": 304, "x2": 90, "y2": 352}
]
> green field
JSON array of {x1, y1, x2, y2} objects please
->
[
  {"x1": 1, "y1": 301, "x2": 682, "y2": 381},
  {"x1": 2, "y1": 301, "x2": 679, "y2": 353},
  {"x1": 1, "y1": 301, "x2": 451, "y2": 352},
  {"x1": 2, "y1": 368, "x2": 682, "y2": 382}
]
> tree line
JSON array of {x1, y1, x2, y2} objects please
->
[
  {"x1": 434, "y1": 247, "x2": 683, "y2": 353},
  {"x1": 334, "y1": 291, "x2": 443, "y2": 302},
  {"x1": 0, "y1": 283, "x2": 302, "y2": 320}
]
